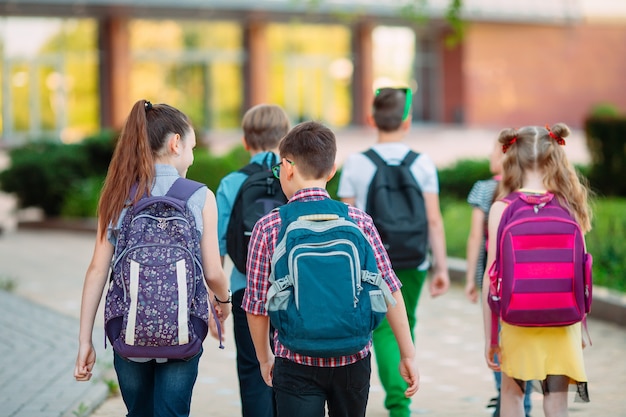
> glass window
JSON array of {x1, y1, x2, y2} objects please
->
[
  {"x1": 129, "y1": 20, "x2": 244, "y2": 131},
  {"x1": 0, "y1": 17, "x2": 98, "y2": 144},
  {"x1": 267, "y1": 23, "x2": 352, "y2": 127}
]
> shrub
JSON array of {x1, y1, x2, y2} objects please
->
[
  {"x1": 438, "y1": 159, "x2": 491, "y2": 201},
  {"x1": 61, "y1": 176, "x2": 105, "y2": 218},
  {"x1": 0, "y1": 141, "x2": 93, "y2": 216},
  {"x1": 584, "y1": 115, "x2": 626, "y2": 196},
  {"x1": 186, "y1": 145, "x2": 249, "y2": 192}
]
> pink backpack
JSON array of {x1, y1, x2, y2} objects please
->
[{"x1": 488, "y1": 191, "x2": 592, "y2": 344}]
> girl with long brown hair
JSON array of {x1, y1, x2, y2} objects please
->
[{"x1": 74, "y1": 99, "x2": 230, "y2": 417}]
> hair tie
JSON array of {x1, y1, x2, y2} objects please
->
[
  {"x1": 145, "y1": 100, "x2": 153, "y2": 111},
  {"x1": 502, "y1": 136, "x2": 517, "y2": 153},
  {"x1": 545, "y1": 124, "x2": 565, "y2": 146}
]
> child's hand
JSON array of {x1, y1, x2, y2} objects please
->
[
  {"x1": 74, "y1": 342, "x2": 96, "y2": 382},
  {"x1": 399, "y1": 357, "x2": 420, "y2": 397},
  {"x1": 213, "y1": 300, "x2": 232, "y2": 322},
  {"x1": 259, "y1": 354, "x2": 275, "y2": 387},
  {"x1": 429, "y1": 270, "x2": 450, "y2": 298},
  {"x1": 485, "y1": 344, "x2": 501, "y2": 372},
  {"x1": 208, "y1": 308, "x2": 226, "y2": 343},
  {"x1": 465, "y1": 279, "x2": 478, "y2": 303}
]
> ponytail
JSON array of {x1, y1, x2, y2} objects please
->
[{"x1": 97, "y1": 99, "x2": 155, "y2": 239}]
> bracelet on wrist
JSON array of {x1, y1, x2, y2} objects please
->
[{"x1": 214, "y1": 289, "x2": 232, "y2": 304}]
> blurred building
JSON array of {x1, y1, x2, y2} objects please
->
[{"x1": 1, "y1": 0, "x2": 625, "y2": 144}]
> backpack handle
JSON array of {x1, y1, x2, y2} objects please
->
[{"x1": 297, "y1": 214, "x2": 340, "y2": 222}]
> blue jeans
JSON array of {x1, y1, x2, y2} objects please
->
[
  {"x1": 272, "y1": 355, "x2": 371, "y2": 417},
  {"x1": 233, "y1": 289, "x2": 276, "y2": 417},
  {"x1": 113, "y1": 349, "x2": 201, "y2": 417}
]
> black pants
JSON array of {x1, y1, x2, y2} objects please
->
[
  {"x1": 233, "y1": 289, "x2": 276, "y2": 417},
  {"x1": 272, "y1": 354, "x2": 371, "y2": 417}
]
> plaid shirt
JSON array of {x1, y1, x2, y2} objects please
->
[{"x1": 242, "y1": 187, "x2": 401, "y2": 367}]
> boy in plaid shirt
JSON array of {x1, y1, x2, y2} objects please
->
[{"x1": 242, "y1": 121, "x2": 419, "y2": 417}]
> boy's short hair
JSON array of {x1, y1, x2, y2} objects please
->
[
  {"x1": 242, "y1": 104, "x2": 290, "y2": 151},
  {"x1": 279, "y1": 121, "x2": 336, "y2": 180},
  {"x1": 372, "y1": 88, "x2": 408, "y2": 132}
]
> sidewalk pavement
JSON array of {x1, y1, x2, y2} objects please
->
[{"x1": 1, "y1": 230, "x2": 625, "y2": 417}]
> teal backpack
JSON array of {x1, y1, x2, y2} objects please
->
[{"x1": 265, "y1": 199, "x2": 395, "y2": 358}]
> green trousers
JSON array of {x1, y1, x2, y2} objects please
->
[{"x1": 372, "y1": 268, "x2": 427, "y2": 417}]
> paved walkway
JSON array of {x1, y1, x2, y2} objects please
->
[{"x1": 0, "y1": 230, "x2": 625, "y2": 417}]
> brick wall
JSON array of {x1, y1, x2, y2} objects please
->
[{"x1": 462, "y1": 22, "x2": 626, "y2": 128}]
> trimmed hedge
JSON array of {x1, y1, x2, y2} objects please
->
[
  {"x1": 584, "y1": 115, "x2": 626, "y2": 196},
  {"x1": 0, "y1": 132, "x2": 116, "y2": 216}
]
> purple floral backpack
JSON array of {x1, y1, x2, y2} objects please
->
[{"x1": 105, "y1": 178, "x2": 221, "y2": 359}]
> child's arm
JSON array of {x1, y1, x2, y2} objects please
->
[
  {"x1": 385, "y1": 291, "x2": 420, "y2": 397},
  {"x1": 200, "y1": 190, "x2": 231, "y2": 322},
  {"x1": 74, "y1": 230, "x2": 114, "y2": 382},
  {"x1": 465, "y1": 207, "x2": 485, "y2": 303},
  {"x1": 481, "y1": 201, "x2": 506, "y2": 371},
  {"x1": 247, "y1": 313, "x2": 274, "y2": 387},
  {"x1": 424, "y1": 192, "x2": 450, "y2": 297}
]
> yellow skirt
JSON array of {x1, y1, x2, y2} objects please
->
[{"x1": 500, "y1": 321, "x2": 587, "y2": 384}]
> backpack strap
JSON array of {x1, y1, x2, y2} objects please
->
[
  {"x1": 165, "y1": 178, "x2": 225, "y2": 349},
  {"x1": 166, "y1": 177, "x2": 205, "y2": 202},
  {"x1": 401, "y1": 150, "x2": 419, "y2": 167},
  {"x1": 363, "y1": 149, "x2": 386, "y2": 167},
  {"x1": 363, "y1": 149, "x2": 420, "y2": 168},
  {"x1": 239, "y1": 153, "x2": 279, "y2": 176}
]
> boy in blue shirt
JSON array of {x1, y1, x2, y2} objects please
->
[{"x1": 216, "y1": 104, "x2": 290, "y2": 417}]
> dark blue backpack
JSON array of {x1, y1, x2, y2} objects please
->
[
  {"x1": 226, "y1": 154, "x2": 287, "y2": 274},
  {"x1": 266, "y1": 199, "x2": 395, "y2": 358},
  {"x1": 105, "y1": 178, "x2": 222, "y2": 359}
]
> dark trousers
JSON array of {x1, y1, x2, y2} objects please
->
[
  {"x1": 272, "y1": 354, "x2": 371, "y2": 417},
  {"x1": 233, "y1": 289, "x2": 276, "y2": 417}
]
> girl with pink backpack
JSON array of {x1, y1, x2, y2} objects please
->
[{"x1": 481, "y1": 123, "x2": 592, "y2": 417}]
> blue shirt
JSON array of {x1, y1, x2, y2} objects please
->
[{"x1": 216, "y1": 151, "x2": 279, "y2": 293}]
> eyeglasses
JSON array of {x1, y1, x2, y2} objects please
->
[
  {"x1": 271, "y1": 158, "x2": 295, "y2": 179},
  {"x1": 375, "y1": 87, "x2": 412, "y2": 121}
]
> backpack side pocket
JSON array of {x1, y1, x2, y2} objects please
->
[{"x1": 584, "y1": 253, "x2": 593, "y2": 314}]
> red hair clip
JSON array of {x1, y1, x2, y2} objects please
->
[
  {"x1": 502, "y1": 136, "x2": 517, "y2": 153},
  {"x1": 545, "y1": 124, "x2": 565, "y2": 146}
]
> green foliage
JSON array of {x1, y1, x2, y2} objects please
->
[
  {"x1": 589, "y1": 102, "x2": 621, "y2": 118},
  {"x1": 0, "y1": 141, "x2": 92, "y2": 216},
  {"x1": 71, "y1": 403, "x2": 90, "y2": 417},
  {"x1": 0, "y1": 275, "x2": 17, "y2": 292},
  {"x1": 584, "y1": 115, "x2": 626, "y2": 196},
  {"x1": 80, "y1": 130, "x2": 117, "y2": 175},
  {"x1": 585, "y1": 198, "x2": 626, "y2": 292},
  {"x1": 61, "y1": 176, "x2": 104, "y2": 218},
  {"x1": 186, "y1": 145, "x2": 250, "y2": 193},
  {"x1": 440, "y1": 197, "x2": 471, "y2": 259},
  {"x1": 438, "y1": 158, "x2": 491, "y2": 201},
  {"x1": 0, "y1": 133, "x2": 115, "y2": 217},
  {"x1": 327, "y1": 167, "x2": 341, "y2": 200}
]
